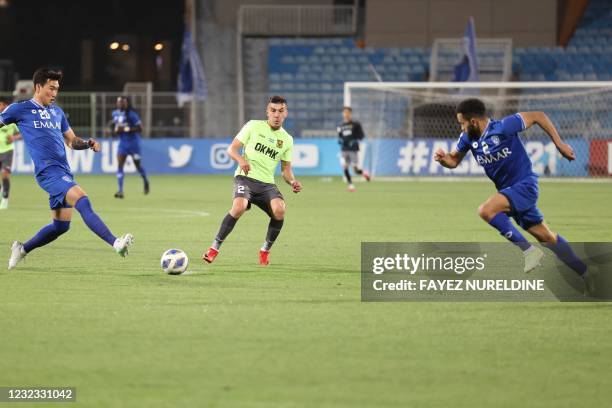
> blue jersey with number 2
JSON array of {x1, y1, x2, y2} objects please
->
[{"x1": 455, "y1": 114, "x2": 536, "y2": 190}]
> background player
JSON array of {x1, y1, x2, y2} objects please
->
[
  {"x1": 202, "y1": 95, "x2": 302, "y2": 266},
  {"x1": 433, "y1": 98, "x2": 593, "y2": 291},
  {"x1": 0, "y1": 97, "x2": 21, "y2": 210},
  {"x1": 337, "y1": 106, "x2": 370, "y2": 192},
  {"x1": 0, "y1": 68, "x2": 133, "y2": 269},
  {"x1": 111, "y1": 96, "x2": 149, "y2": 198}
]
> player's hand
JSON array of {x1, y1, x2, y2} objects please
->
[
  {"x1": 291, "y1": 180, "x2": 302, "y2": 193},
  {"x1": 557, "y1": 143, "x2": 575, "y2": 161},
  {"x1": 239, "y1": 159, "x2": 250, "y2": 175},
  {"x1": 433, "y1": 148, "x2": 446, "y2": 162},
  {"x1": 88, "y1": 139, "x2": 101, "y2": 152},
  {"x1": 6, "y1": 135, "x2": 13, "y2": 144}
]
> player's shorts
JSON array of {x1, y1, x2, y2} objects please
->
[
  {"x1": 0, "y1": 150, "x2": 13, "y2": 171},
  {"x1": 35, "y1": 166, "x2": 78, "y2": 210},
  {"x1": 499, "y1": 175, "x2": 544, "y2": 229},
  {"x1": 118, "y1": 140, "x2": 141, "y2": 159},
  {"x1": 340, "y1": 150, "x2": 359, "y2": 166},
  {"x1": 233, "y1": 175, "x2": 284, "y2": 217}
]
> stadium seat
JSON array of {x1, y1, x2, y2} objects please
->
[{"x1": 262, "y1": 3, "x2": 612, "y2": 136}]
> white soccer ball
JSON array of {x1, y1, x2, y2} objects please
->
[{"x1": 161, "y1": 249, "x2": 189, "y2": 275}]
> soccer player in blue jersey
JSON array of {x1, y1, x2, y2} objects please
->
[
  {"x1": 111, "y1": 96, "x2": 149, "y2": 198},
  {"x1": 434, "y1": 98, "x2": 593, "y2": 291},
  {"x1": 0, "y1": 68, "x2": 133, "y2": 270}
]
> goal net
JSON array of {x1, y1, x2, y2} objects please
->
[{"x1": 344, "y1": 82, "x2": 612, "y2": 177}]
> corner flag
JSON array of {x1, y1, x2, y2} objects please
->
[
  {"x1": 453, "y1": 17, "x2": 479, "y2": 82},
  {"x1": 177, "y1": 26, "x2": 207, "y2": 107}
]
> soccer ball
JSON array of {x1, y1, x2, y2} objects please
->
[{"x1": 161, "y1": 249, "x2": 189, "y2": 275}]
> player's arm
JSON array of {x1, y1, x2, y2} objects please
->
[
  {"x1": 281, "y1": 160, "x2": 302, "y2": 193},
  {"x1": 0, "y1": 105, "x2": 17, "y2": 130},
  {"x1": 117, "y1": 110, "x2": 142, "y2": 133},
  {"x1": 108, "y1": 119, "x2": 118, "y2": 136},
  {"x1": 6, "y1": 128, "x2": 21, "y2": 143},
  {"x1": 336, "y1": 126, "x2": 344, "y2": 145},
  {"x1": 227, "y1": 137, "x2": 250, "y2": 175},
  {"x1": 518, "y1": 111, "x2": 575, "y2": 160},
  {"x1": 127, "y1": 111, "x2": 143, "y2": 134},
  {"x1": 354, "y1": 122, "x2": 365, "y2": 140},
  {"x1": 129, "y1": 124, "x2": 143, "y2": 133},
  {"x1": 434, "y1": 148, "x2": 467, "y2": 168},
  {"x1": 121, "y1": 122, "x2": 142, "y2": 134},
  {"x1": 116, "y1": 124, "x2": 142, "y2": 134},
  {"x1": 63, "y1": 128, "x2": 100, "y2": 152}
]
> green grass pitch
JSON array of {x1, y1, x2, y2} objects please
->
[{"x1": 1, "y1": 174, "x2": 611, "y2": 407}]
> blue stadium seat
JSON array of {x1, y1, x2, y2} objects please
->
[{"x1": 264, "y1": 9, "x2": 612, "y2": 136}]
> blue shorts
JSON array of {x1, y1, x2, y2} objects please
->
[
  {"x1": 36, "y1": 167, "x2": 78, "y2": 210},
  {"x1": 118, "y1": 139, "x2": 141, "y2": 158},
  {"x1": 499, "y1": 176, "x2": 544, "y2": 230}
]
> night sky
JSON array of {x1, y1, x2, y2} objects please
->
[{"x1": 0, "y1": 0, "x2": 184, "y2": 90}]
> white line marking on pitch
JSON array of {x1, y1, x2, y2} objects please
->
[
  {"x1": 123, "y1": 208, "x2": 210, "y2": 217},
  {"x1": 13, "y1": 205, "x2": 210, "y2": 217}
]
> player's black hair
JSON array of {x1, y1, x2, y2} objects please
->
[
  {"x1": 0, "y1": 96, "x2": 13, "y2": 105},
  {"x1": 343, "y1": 106, "x2": 352, "y2": 112},
  {"x1": 268, "y1": 95, "x2": 287, "y2": 106},
  {"x1": 456, "y1": 98, "x2": 487, "y2": 120},
  {"x1": 118, "y1": 95, "x2": 133, "y2": 112},
  {"x1": 32, "y1": 68, "x2": 62, "y2": 88}
]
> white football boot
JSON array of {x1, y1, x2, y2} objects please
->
[
  {"x1": 8, "y1": 241, "x2": 26, "y2": 270},
  {"x1": 523, "y1": 246, "x2": 544, "y2": 273},
  {"x1": 113, "y1": 234, "x2": 134, "y2": 257}
]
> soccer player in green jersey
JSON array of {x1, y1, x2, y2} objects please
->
[
  {"x1": 202, "y1": 95, "x2": 302, "y2": 265},
  {"x1": 0, "y1": 97, "x2": 21, "y2": 210}
]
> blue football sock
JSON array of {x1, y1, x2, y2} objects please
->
[
  {"x1": 489, "y1": 212, "x2": 532, "y2": 251},
  {"x1": 117, "y1": 171, "x2": 124, "y2": 193},
  {"x1": 545, "y1": 234, "x2": 587, "y2": 277},
  {"x1": 75, "y1": 196, "x2": 116, "y2": 246},
  {"x1": 23, "y1": 219, "x2": 70, "y2": 253}
]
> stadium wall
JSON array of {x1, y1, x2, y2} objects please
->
[
  {"x1": 365, "y1": 0, "x2": 557, "y2": 47},
  {"x1": 10, "y1": 138, "x2": 611, "y2": 177}
]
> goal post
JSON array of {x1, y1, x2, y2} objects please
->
[{"x1": 344, "y1": 81, "x2": 612, "y2": 177}]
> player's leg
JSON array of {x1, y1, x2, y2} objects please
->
[
  {"x1": 0, "y1": 152, "x2": 14, "y2": 209},
  {"x1": 8, "y1": 208, "x2": 72, "y2": 270},
  {"x1": 66, "y1": 186, "x2": 132, "y2": 256},
  {"x1": 24, "y1": 208, "x2": 72, "y2": 252},
  {"x1": 477, "y1": 193, "x2": 532, "y2": 249},
  {"x1": 351, "y1": 151, "x2": 370, "y2": 182},
  {"x1": 251, "y1": 184, "x2": 286, "y2": 266},
  {"x1": 258, "y1": 197, "x2": 285, "y2": 266},
  {"x1": 341, "y1": 151, "x2": 355, "y2": 191},
  {"x1": 203, "y1": 197, "x2": 248, "y2": 263},
  {"x1": 526, "y1": 221, "x2": 588, "y2": 278},
  {"x1": 477, "y1": 192, "x2": 543, "y2": 272},
  {"x1": 352, "y1": 164, "x2": 371, "y2": 182},
  {"x1": 132, "y1": 155, "x2": 150, "y2": 195},
  {"x1": 115, "y1": 154, "x2": 127, "y2": 198},
  {"x1": 0, "y1": 165, "x2": 10, "y2": 210},
  {"x1": 203, "y1": 177, "x2": 252, "y2": 262}
]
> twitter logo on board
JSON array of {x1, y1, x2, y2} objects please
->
[{"x1": 168, "y1": 145, "x2": 193, "y2": 168}]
